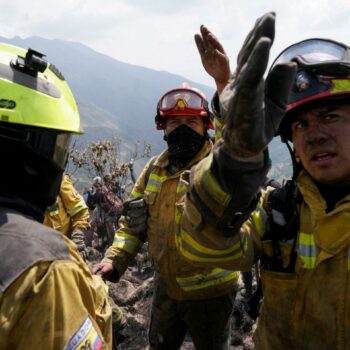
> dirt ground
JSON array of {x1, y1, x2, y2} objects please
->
[{"x1": 88, "y1": 249, "x2": 256, "y2": 350}]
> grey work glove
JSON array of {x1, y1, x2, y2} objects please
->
[
  {"x1": 71, "y1": 227, "x2": 88, "y2": 261},
  {"x1": 122, "y1": 198, "x2": 148, "y2": 234},
  {"x1": 220, "y1": 12, "x2": 297, "y2": 159}
]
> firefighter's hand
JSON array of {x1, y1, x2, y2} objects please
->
[
  {"x1": 92, "y1": 262, "x2": 119, "y2": 282},
  {"x1": 220, "y1": 12, "x2": 296, "y2": 158},
  {"x1": 195, "y1": 25, "x2": 231, "y2": 94},
  {"x1": 122, "y1": 198, "x2": 148, "y2": 234}
]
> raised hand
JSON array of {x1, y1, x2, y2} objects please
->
[{"x1": 195, "y1": 25, "x2": 231, "y2": 94}]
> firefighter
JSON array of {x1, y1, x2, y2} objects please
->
[
  {"x1": 176, "y1": 12, "x2": 350, "y2": 349},
  {"x1": 90, "y1": 175, "x2": 122, "y2": 249},
  {"x1": 44, "y1": 174, "x2": 90, "y2": 259},
  {"x1": 0, "y1": 44, "x2": 112, "y2": 349},
  {"x1": 93, "y1": 83, "x2": 238, "y2": 349}
]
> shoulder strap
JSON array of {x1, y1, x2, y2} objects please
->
[
  {"x1": 264, "y1": 180, "x2": 302, "y2": 272},
  {"x1": 246, "y1": 180, "x2": 302, "y2": 317},
  {"x1": 264, "y1": 177, "x2": 281, "y2": 189},
  {"x1": 144, "y1": 156, "x2": 157, "y2": 187},
  {"x1": 265, "y1": 180, "x2": 301, "y2": 240}
]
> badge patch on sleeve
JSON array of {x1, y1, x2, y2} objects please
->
[{"x1": 64, "y1": 316, "x2": 104, "y2": 350}]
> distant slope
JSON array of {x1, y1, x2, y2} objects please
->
[
  {"x1": 0, "y1": 36, "x2": 215, "y2": 154},
  {"x1": 0, "y1": 36, "x2": 291, "y2": 180}
]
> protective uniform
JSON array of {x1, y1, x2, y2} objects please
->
[
  {"x1": 101, "y1": 84, "x2": 238, "y2": 349},
  {"x1": 44, "y1": 174, "x2": 90, "y2": 235},
  {"x1": 0, "y1": 42, "x2": 112, "y2": 349},
  {"x1": 172, "y1": 35, "x2": 350, "y2": 350},
  {"x1": 0, "y1": 205, "x2": 112, "y2": 350},
  {"x1": 103, "y1": 140, "x2": 239, "y2": 300},
  {"x1": 179, "y1": 165, "x2": 350, "y2": 349}
]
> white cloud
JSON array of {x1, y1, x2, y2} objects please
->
[{"x1": 1, "y1": 0, "x2": 350, "y2": 85}]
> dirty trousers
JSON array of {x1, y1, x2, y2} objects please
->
[{"x1": 149, "y1": 276, "x2": 235, "y2": 350}]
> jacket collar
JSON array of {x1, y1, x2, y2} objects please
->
[
  {"x1": 0, "y1": 196, "x2": 44, "y2": 222},
  {"x1": 296, "y1": 170, "x2": 350, "y2": 214},
  {"x1": 296, "y1": 171, "x2": 350, "y2": 255}
]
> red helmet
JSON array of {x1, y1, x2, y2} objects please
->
[
  {"x1": 155, "y1": 83, "x2": 214, "y2": 130},
  {"x1": 270, "y1": 38, "x2": 350, "y2": 140}
]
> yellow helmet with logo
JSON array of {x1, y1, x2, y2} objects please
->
[
  {"x1": 0, "y1": 43, "x2": 82, "y2": 210},
  {"x1": 0, "y1": 43, "x2": 81, "y2": 133},
  {"x1": 0, "y1": 43, "x2": 83, "y2": 173}
]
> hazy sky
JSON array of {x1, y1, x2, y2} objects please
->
[{"x1": 1, "y1": 0, "x2": 350, "y2": 86}]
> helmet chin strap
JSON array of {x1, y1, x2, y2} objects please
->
[{"x1": 281, "y1": 135, "x2": 302, "y2": 181}]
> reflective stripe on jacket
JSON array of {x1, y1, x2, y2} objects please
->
[
  {"x1": 104, "y1": 140, "x2": 239, "y2": 300},
  {"x1": 43, "y1": 175, "x2": 90, "y2": 235},
  {"x1": 180, "y1": 163, "x2": 350, "y2": 350}
]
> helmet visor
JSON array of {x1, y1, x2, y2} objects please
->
[
  {"x1": 272, "y1": 39, "x2": 349, "y2": 68},
  {"x1": 23, "y1": 129, "x2": 71, "y2": 170},
  {"x1": 0, "y1": 122, "x2": 72, "y2": 169},
  {"x1": 159, "y1": 89, "x2": 205, "y2": 110}
]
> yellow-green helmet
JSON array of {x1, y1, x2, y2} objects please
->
[
  {"x1": 0, "y1": 43, "x2": 83, "y2": 211},
  {"x1": 0, "y1": 43, "x2": 82, "y2": 133}
]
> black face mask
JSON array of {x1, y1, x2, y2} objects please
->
[{"x1": 165, "y1": 124, "x2": 207, "y2": 169}]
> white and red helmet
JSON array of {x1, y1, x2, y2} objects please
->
[{"x1": 155, "y1": 83, "x2": 214, "y2": 130}]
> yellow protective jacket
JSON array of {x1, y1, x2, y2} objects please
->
[
  {"x1": 103, "y1": 140, "x2": 239, "y2": 300},
  {"x1": 44, "y1": 175, "x2": 90, "y2": 235},
  {"x1": 0, "y1": 207, "x2": 112, "y2": 349},
  {"x1": 178, "y1": 159, "x2": 350, "y2": 350}
]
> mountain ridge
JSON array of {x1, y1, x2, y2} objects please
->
[{"x1": 0, "y1": 35, "x2": 290, "y2": 181}]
